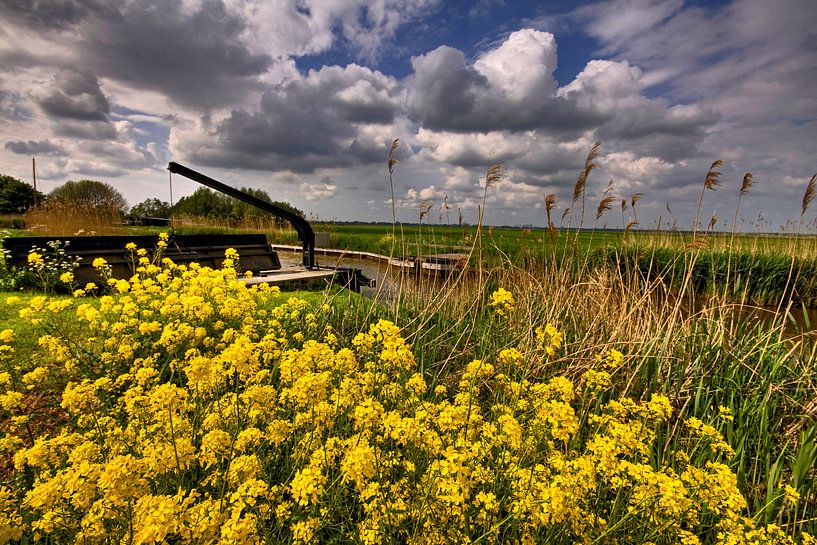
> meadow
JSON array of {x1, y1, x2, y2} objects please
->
[{"x1": 0, "y1": 151, "x2": 816, "y2": 544}]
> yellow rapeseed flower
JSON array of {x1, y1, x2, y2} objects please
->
[{"x1": 489, "y1": 288, "x2": 515, "y2": 317}]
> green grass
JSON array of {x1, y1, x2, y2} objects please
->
[{"x1": 2, "y1": 245, "x2": 816, "y2": 533}]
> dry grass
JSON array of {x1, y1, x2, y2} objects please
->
[{"x1": 24, "y1": 201, "x2": 126, "y2": 235}]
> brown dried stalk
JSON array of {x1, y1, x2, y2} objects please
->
[
  {"x1": 802, "y1": 173, "x2": 817, "y2": 218},
  {"x1": 545, "y1": 193, "x2": 557, "y2": 241},
  {"x1": 388, "y1": 139, "x2": 400, "y2": 175},
  {"x1": 740, "y1": 172, "x2": 753, "y2": 196},
  {"x1": 485, "y1": 164, "x2": 503, "y2": 189},
  {"x1": 704, "y1": 159, "x2": 724, "y2": 190},
  {"x1": 572, "y1": 142, "x2": 601, "y2": 205},
  {"x1": 596, "y1": 195, "x2": 616, "y2": 221}
]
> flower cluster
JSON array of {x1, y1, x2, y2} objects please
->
[
  {"x1": 0, "y1": 255, "x2": 811, "y2": 544},
  {"x1": 24, "y1": 240, "x2": 82, "y2": 292},
  {"x1": 489, "y1": 287, "x2": 515, "y2": 317}
]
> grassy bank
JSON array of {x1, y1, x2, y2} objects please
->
[{"x1": 1, "y1": 249, "x2": 815, "y2": 543}]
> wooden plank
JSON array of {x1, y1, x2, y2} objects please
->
[{"x1": 240, "y1": 269, "x2": 337, "y2": 286}]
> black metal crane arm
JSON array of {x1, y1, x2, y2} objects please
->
[{"x1": 167, "y1": 162, "x2": 315, "y2": 269}]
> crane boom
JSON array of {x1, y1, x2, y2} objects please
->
[{"x1": 167, "y1": 162, "x2": 315, "y2": 269}]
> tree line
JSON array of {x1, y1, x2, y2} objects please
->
[{"x1": 0, "y1": 174, "x2": 303, "y2": 221}]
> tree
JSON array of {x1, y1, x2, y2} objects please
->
[
  {"x1": 0, "y1": 174, "x2": 44, "y2": 214},
  {"x1": 49, "y1": 180, "x2": 128, "y2": 215},
  {"x1": 172, "y1": 187, "x2": 304, "y2": 226},
  {"x1": 171, "y1": 187, "x2": 232, "y2": 218},
  {"x1": 129, "y1": 198, "x2": 171, "y2": 218}
]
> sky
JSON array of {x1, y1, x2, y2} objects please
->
[{"x1": 1, "y1": 0, "x2": 815, "y2": 230}]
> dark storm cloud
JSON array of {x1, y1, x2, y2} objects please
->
[
  {"x1": 1, "y1": 0, "x2": 271, "y2": 110},
  {"x1": 0, "y1": 0, "x2": 108, "y2": 30},
  {"x1": 52, "y1": 118, "x2": 117, "y2": 140},
  {"x1": 80, "y1": 1, "x2": 270, "y2": 109},
  {"x1": 35, "y1": 69, "x2": 110, "y2": 121},
  {"x1": 4, "y1": 139, "x2": 65, "y2": 155},
  {"x1": 29, "y1": 69, "x2": 120, "y2": 140},
  {"x1": 174, "y1": 64, "x2": 399, "y2": 172}
]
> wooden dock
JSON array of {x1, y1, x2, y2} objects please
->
[
  {"x1": 240, "y1": 269, "x2": 337, "y2": 287},
  {"x1": 271, "y1": 245, "x2": 469, "y2": 274}
]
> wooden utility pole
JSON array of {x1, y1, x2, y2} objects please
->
[{"x1": 32, "y1": 157, "x2": 38, "y2": 206}]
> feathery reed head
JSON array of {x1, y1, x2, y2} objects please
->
[
  {"x1": 621, "y1": 199, "x2": 628, "y2": 212},
  {"x1": 388, "y1": 138, "x2": 400, "y2": 175},
  {"x1": 686, "y1": 238, "x2": 708, "y2": 250},
  {"x1": 624, "y1": 220, "x2": 638, "y2": 235},
  {"x1": 704, "y1": 159, "x2": 724, "y2": 190},
  {"x1": 419, "y1": 201, "x2": 432, "y2": 221},
  {"x1": 485, "y1": 163, "x2": 503, "y2": 189},
  {"x1": 573, "y1": 142, "x2": 602, "y2": 204},
  {"x1": 740, "y1": 172, "x2": 753, "y2": 196},
  {"x1": 545, "y1": 193, "x2": 556, "y2": 214},
  {"x1": 545, "y1": 193, "x2": 557, "y2": 239},
  {"x1": 631, "y1": 192, "x2": 643, "y2": 207},
  {"x1": 561, "y1": 207, "x2": 571, "y2": 221},
  {"x1": 708, "y1": 213, "x2": 718, "y2": 230},
  {"x1": 802, "y1": 173, "x2": 816, "y2": 217},
  {"x1": 596, "y1": 195, "x2": 615, "y2": 221}
]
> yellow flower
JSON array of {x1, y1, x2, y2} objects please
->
[
  {"x1": 783, "y1": 484, "x2": 800, "y2": 505},
  {"x1": 27, "y1": 251, "x2": 43, "y2": 265},
  {"x1": 535, "y1": 322, "x2": 563, "y2": 356},
  {"x1": 718, "y1": 405, "x2": 734, "y2": 422},
  {"x1": 59, "y1": 271, "x2": 74, "y2": 284},
  {"x1": 125, "y1": 242, "x2": 137, "y2": 251},
  {"x1": 597, "y1": 348, "x2": 624, "y2": 369},
  {"x1": 489, "y1": 288, "x2": 515, "y2": 316},
  {"x1": 92, "y1": 257, "x2": 108, "y2": 269}
]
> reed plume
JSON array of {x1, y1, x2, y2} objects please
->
[
  {"x1": 694, "y1": 159, "x2": 723, "y2": 235},
  {"x1": 478, "y1": 161, "x2": 502, "y2": 287},
  {"x1": 802, "y1": 173, "x2": 816, "y2": 218},
  {"x1": 545, "y1": 193, "x2": 557, "y2": 242},
  {"x1": 624, "y1": 220, "x2": 638, "y2": 236},
  {"x1": 705, "y1": 160, "x2": 724, "y2": 190},
  {"x1": 388, "y1": 138, "x2": 400, "y2": 231},
  {"x1": 485, "y1": 164, "x2": 503, "y2": 189},
  {"x1": 573, "y1": 142, "x2": 601, "y2": 206},
  {"x1": 730, "y1": 173, "x2": 754, "y2": 256},
  {"x1": 596, "y1": 195, "x2": 616, "y2": 221},
  {"x1": 740, "y1": 172, "x2": 754, "y2": 196},
  {"x1": 630, "y1": 192, "x2": 643, "y2": 227},
  {"x1": 621, "y1": 199, "x2": 628, "y2": 230},
  {"x1": 571, "y1": 142, "x2": 601, "y2": 238},
  {"x1": 388, "y1": 138, "x2": 400, "y2": 175}
]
